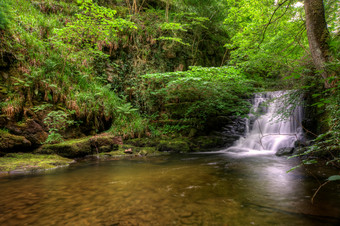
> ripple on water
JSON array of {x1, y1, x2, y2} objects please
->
[{"x1": 0, "y1": 154, "x2": 340, "y2": 225}]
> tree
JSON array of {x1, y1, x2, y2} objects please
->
[{"x1": 304, "y1": 0, "x2": 333, "y2": 88}]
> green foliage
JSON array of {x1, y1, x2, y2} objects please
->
[
  {"x1": 31, "y1": 104, "x2": 53, "y2": 113},
  {"x1": 156, "y1": 12, "x2": 210, "y2": 47},
  {"x1": 43, "y1": 110, "x2": 76, "y2": 144},
  {"x1": 327, "y1": 175, "x2": 340, "y2": 181},
  {"x1": 0, "y1": 1, "x2": 10, "y2": 30},
  {"x1": 116, "y1": 103, "x2": 138, "y2": 115},
  {"x1": 53, "y1": 0, "x2": 136, "y2": 54},
  {"x1": 134, "y1": 66, "x2": 260, "y2": 130},
  {"x1": 224, "y1": 0, "x2": 307, "y2": 78}
]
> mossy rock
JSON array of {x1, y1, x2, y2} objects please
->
[
  {"x1": 0, "y1": 130, "x2": 31, "y2": 154},
  {"x1": 0, "y1": 153, "x2": 73, "y2": 175},
  {"x1": 157, "y1": 138, "x2": 191, "y2": 153},
  {"x1": 125, "y1": 138, "x2": 160, "y2": 147},
  {"x1": 37, "y1": 134, "x2": 122, "y2": 158},
  {"x1": 89, "y1": 134, "x2": 121, "y2": 151},
  {"x1": 37, "y1": 137, "x2": 92, "y2": 158},
  {"x1": 97, "y1": 145, "x2": 164, "y2": 158},
  {"x1": 191, "y1": 136, "x2": 227, "y2": 150}
]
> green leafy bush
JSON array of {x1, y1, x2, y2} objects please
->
[
  {"x1": 134, "y1": 66, "x2": 260, "y2": 130},
  {"x1": 43, "y1": 110, "x2": 76, "y2": 144}
]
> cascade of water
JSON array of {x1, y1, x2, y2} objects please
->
[{"x1": 226, "y1": 91, "x2": 304, "y2": 154}]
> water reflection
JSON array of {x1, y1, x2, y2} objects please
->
[{"x1": 0, "y1": 153, "x2": 339, "y2": 225}]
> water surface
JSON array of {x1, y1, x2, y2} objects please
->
[{"x1": 0, "y1": 153, "x2": 339, "y2": 225}]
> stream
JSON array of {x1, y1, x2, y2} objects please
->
[
  {"x1": 1, "y1": 91, "x2": 340, "y2": 225},
  {"x1": 0, "y1": 153, "x2": 340, "y2": 225}
]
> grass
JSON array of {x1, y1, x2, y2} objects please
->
[{"x1": 0, "y1": 153, "x2": 73, "y2": 173}]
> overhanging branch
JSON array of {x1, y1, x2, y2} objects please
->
[{"x1": 258, "y1": 0, "x2": 293, "y2": 47}]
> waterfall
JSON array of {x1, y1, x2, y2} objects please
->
[{"x1": 226, "y1": 91, "x2": 304, "y2": 154}]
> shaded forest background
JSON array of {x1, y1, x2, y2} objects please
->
[{"x1": 0, "y1": 0, "x2": 339, "y2": 158}]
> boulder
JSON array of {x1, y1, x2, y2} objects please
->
[
  {"x1": 5, "y1": 119, "x2": 48, "y2": 147},
  {"x1": 36, "y1": 137, "x2": 92, "y2": 158},
  {"x1": 157, "y1": 139, "x2": 191, "y2": 153},
  {"x1": 37, "y1": 134, "x2": 122, "y2": 158},
  {"x1": 125, "y1": 138, "x2": 160, "y2": 147},
  {"x1": 89, "y1": 134, "x2": 122, "y2": 152},
  {"x1": 276, "y1": 147, "x2": 295, "y2": 156},
  {"x1": 0, "y1": 132, "x2": 31, "y2": 155}
]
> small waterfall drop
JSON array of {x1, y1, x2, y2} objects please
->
[{"x1": 226, "y1": 91, "x2": 304, "y2": 154}]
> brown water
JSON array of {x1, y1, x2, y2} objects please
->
[{"x1": 0, "y1": 152, "x2": 340, "y2": 225}]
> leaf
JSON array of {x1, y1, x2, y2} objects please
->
[
  {"x1": 302, "y1": 159, "x2": 318, "y2": 165},
  {"x1": 327, "y1": 175, "x2": 340, "y2": 181}
]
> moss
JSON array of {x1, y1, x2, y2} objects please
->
[
  {"x1": 0, "y1": 131, "x2": 31, "y2": 152},
  {"x1": 37, "y1": 137, "x2": 92, "y2": 158},
  {"x1": 191, "y1": 136, "x2": 226, "y2": 150},
  {"x1": 125, "y1": 138, "x2": 160, "y2": 147},
  {"x1": 96, "y1": 144, "x2": 165, "y2": 158},
  {"x1": 37, "y1": 135, "x2": 121, "y2": 158},
  {"x1": 157, "y1": 138, "x2": 191, "y2": 153},
  {"x1": 0, "y1": 153, "x2": 73, "y2": 174}
]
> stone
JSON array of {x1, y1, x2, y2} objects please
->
[
  {"x1": 37, "y1": 137, "x2": 92, "y2": 158},
  {"x1": 0, "y1": 132, "x2": 31, "y2": 154},
  {"x1": 37, "y1": 134, "x2": 123, "y2": 158},
  {"x1": 5, "y1": 119, "x2": 48, "y2": 147},
  {"x1": 157, "y1": 139, "x2": 191, "y2": 153},
  {"x1": 124, "y1": 148, "x2": 133, "y2": 154},
  {"x1": 89, "y1": 134, "x2": 121, "y2": 151},
  {"x1": 294, "y1": 140, "x2": 307, "y2": 147},
  {"x1": 276, "y1": 147, "x2": 295, "y2": 156}
]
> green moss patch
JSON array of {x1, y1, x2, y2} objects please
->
[{"x1": 0, "y1": 153, "x2": 73, "y2": 174}]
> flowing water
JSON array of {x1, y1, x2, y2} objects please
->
[
  {"x1": 227, "y1": 91, "x2": 304, "y2": 155},
  {"x1": 1, "y1": 91, "x2": 339, "y2": 225},
  {"x1": 0, "y1": 154, "x2": 340, "y2": 225}
]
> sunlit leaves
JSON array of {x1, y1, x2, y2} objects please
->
[{"x1": 53, "y1": 0, "x2": 136, "y2": 53}]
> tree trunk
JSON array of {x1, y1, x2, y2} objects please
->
[
  {"x1": 304, "y1": 0, "x2": 331, "y2": 87},
  {"x1": 166, "y1": 0, "x2": 169, "y2": 22}
]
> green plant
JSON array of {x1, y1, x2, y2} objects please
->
[
  {"x1": 43, "y1": 110, "x2": 75, "y2": 144},
  {"x1": 0, "y1": 1, "x2": 10, "y2": 30},
  {"x1": 116, "y1": 103, "x2": 138, "y2": 115}
]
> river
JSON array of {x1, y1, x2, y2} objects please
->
[{"x1": 0, "y1": 152, "x2": 340, "y2": 225}]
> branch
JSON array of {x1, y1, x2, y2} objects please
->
[
  {"x1": 311, "y1": 180, "x2": 330, "y2": 204},
  {"x1": 258, "y1": 0, "x2": 293, "y2": 47}
]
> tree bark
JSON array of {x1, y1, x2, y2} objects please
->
[
  {"x1": 304, "y1": 0, "x2": 331, "y2": 87},
  {"x1": 166, "y1": 0, "x2": 169, "y2": 22}
]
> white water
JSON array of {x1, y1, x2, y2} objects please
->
[{"x1": 226, "y1": 91, "x2": 304, "y2": 155}]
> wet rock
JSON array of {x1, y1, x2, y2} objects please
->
[
  {"x1": 125, "y1": 138, "x2": 160, "y2": 147},
  {"x1": 294, "y1": 140, "x2": 307, "y2": 148},
  {"x1": 89, "y1": 134, "x2": 121, "y2": 152},
  {"x1": 37, "y1": 134, "x2": 122, "y2": 158},
  {"x1": 37, "y1": 137, "x2": 92, "y2": 158},
  {"x1": 157, "y1": 139, "x2": 191, "y2": 153},
  {"x1": 191, "y1": 136, "x2": 226, "y2": 150},
  {"x1": 5, "y1": 119, "x2": 48, "y2": 147},
  {"x1": 98, "y1": 145, "x2": 112, "y2": 153},
  {"x1": 0, "y1": 132, "x2": 31, "y2": 155},
  {"x1": 276, "y1": 147, "x2": 295, "y2": 156}
]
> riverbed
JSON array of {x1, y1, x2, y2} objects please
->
[{"x1": 0, "y1": 152, "x2": 339, "y2": 225}]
